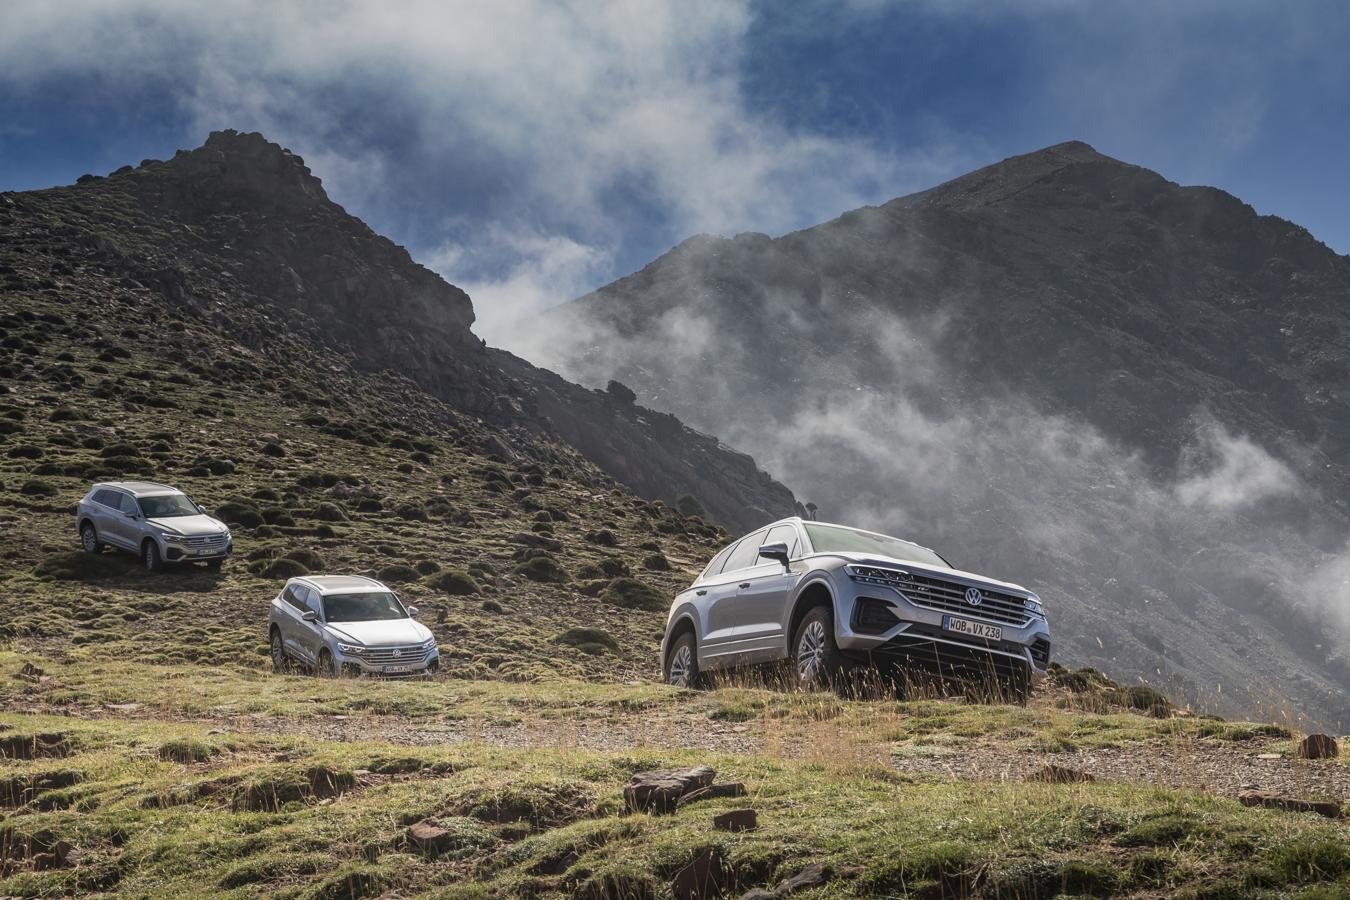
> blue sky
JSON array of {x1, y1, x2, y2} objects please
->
[{"x1": 1, "y1": 1, "x2": 1347, "y2": 340}]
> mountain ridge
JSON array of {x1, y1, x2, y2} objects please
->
[
  {"x1": 25, "y1": 129, "x2": 798, "y2": 534},
  {"x1": 522, "y1": 141, "x2": 1350, "y2": 728}
]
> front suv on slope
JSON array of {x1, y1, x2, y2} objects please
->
[
  {"x1": 660, "y1": 517, "x2": 1050, "y2": 700},
  {"x1": 268, "y1": 575, "x2": 439, "y2": 678},
  {"x1": 76, "y1": 481, "x2": 232, "y2": 571}
]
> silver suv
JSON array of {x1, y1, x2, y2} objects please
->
[
  {"x1": 76, "y1": 481, "x2": 232, "y2": 571},
  {"x1": 268, "y1": 575, "x2": 439, "y2": 677},
  {"x1": 660, "y1": 517, "x2": 1050, "y2": 698}
]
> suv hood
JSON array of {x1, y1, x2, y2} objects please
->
[
  {"x1": 324, "y1": 618, "x2": 432, "y2": 647},
  {"x1": 827, "y1": 552, "x2": 1031, "y2": 595},
  {"x1": 147, "y1": 514, "x2": 228, "y2": 537}
]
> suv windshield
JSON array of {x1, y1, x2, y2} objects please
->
[
  {"x1": 322, "y1": 592, "x2": 408, "y2": 623},
  {"x1": 138, "y1": 494, "x2": 200, "y2": 518},
  {"x1": 805, "y1": 524, "x2": 951, "y2": 569}
]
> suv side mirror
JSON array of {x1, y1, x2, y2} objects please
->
[
  {"x1": 124, "y1": 510, "x2": 140, "y2": 519},
  {"x1": 301, "y1": 610, "x2": 319, "y2": 622},
  {"x1": 758, "y1": 542, "x2": 791, "y2": 569},
  {"x1": 407, "y1": 606, "x2": 420, "y2": 617}
]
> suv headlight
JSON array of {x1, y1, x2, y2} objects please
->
[
  {"x1": 1026, "y1": 595, "x2": 1046, "y2": 618},
  {"x1": 337, "y1": 643, "x2": 367, "y2": 656},
  {"x1": 846, "y1": 564, "x2": 912, "y2": 585},
  {"x1": 422, "y1": 639, "x2": 437, "y2": 652},
  {"x1": 161, "y1": 533, "x2": 186, "y2": 544}
]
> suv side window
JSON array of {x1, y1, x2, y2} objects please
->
[
  {"x1": 763, "y1": 524, "x2": 801, "y2": 558},
  {"x1": 283, "y1": 585, "x2": 306, "y2": 610},
  {"x1": 722, "y1": 529, "x2": 767, "y2": 573},
  {"x1": 701, "y1": 543, "x2": 736, "y2": 579},
  {"x1": 91, "y1": 489, "x2": 113, "y2": 506},
  {"x1": 115, "y1": 493, "x2": 138, "y2": 515}
]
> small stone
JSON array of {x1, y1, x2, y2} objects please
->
[
  {"x1": 1295, "y1": 734, "x2": 1339, "y2": 760},
  {"x1": 775, "y1": 862, "x2": 831, "y2": 895},
  {"x1": 1239, "y1": 790, "x2": 1343, "y2": 819},
  {"x1": 672, "y1": 846, "x2": 729, "y2": 900},
  {"x1": 407, "y1": 818, "x2": 459, "y2": 855},
  {"x1": 1027, "y1": 765, "x2": 1094, "y2": 784},
  {"x1": 1255, "y1": 753, "x2": 1282, "y2": 760},
  {"x1": 713, "y1": 808, "x2": 758, "y2": 832},
  {"x1": 679, "y1": 781, "x2": 748, "y2": 807}
]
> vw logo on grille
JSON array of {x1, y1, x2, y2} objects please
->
[
  {"x1": 390, "y1": 649, "x2": 402, "y2": 658},
  {"x1": 964, "y1": 587, "x2": 984, "y2": 607}
]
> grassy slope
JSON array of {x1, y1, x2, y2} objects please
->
[{"x1": 2, "y1": 183, "x2": 1348, "y2": 899}]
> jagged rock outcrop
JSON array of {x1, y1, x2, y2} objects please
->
[{"x1": 1, "y1": 130, "x2": 794, "y2": 532}]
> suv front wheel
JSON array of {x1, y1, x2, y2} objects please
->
[
  {"x1": 142, "y1": 540, "x2": 164, "y2": 572},
  {"x1": 793, "y1": 605, "x2": 845, "y2": 688}
]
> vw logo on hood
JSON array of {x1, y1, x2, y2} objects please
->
[{"x1": 964, "y1": 587, "x2": 984, "y2": 606}]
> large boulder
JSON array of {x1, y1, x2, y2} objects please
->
[
  {"x1": 1295, "y1": 734, "x2": 1340, "y2": 760},
  {"x1": 1238, "y1": 791, "x2": 1343, "y2": 819},
  {"x1": 623, "y1": 765, "x2": 715, "y2": 813}
]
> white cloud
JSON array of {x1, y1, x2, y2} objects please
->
[{"x1": 0, "y1": 0, "x2": 971, "y2": 329}]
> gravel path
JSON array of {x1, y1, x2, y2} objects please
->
[{"x1": 9, "y1": 699, "x2": 1345, "y2": 806}]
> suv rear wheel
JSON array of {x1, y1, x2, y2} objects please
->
[
  {"x1": 80, "y1": 522, "x2": 103, "y2": 554},
  {"x1": 664, "y1": 632, "x2": 701, "y2": 688},
  {"x1": 793, "y1": 605, "x2": 845, "y2": 688},
  {"x1": 142, "y1": 540, "x2": 164, "y2": 572}
]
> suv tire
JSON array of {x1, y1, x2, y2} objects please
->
[
  {"x1": 315, "y1": 649, "x2": 336, "y2": 678},
  {"x1": 142, "y1": 540, "x2": 164, "y2": 573},
  {"x1": 80, "y1": 522, "x2": 104, "y2": 554},
  {"x1": 664, "y1": 632, "x2": 702, "y2": 688},
  {"x1": 270, "y1": 629, "x2": 288, "y2": 673},
  {"x1": 793, "y1": 605, "x2": 845, "y2": 688}
]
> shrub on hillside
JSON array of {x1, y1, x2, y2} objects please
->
[
  {"x1": 513, "y1": 556, "x2": 569, "y2": 584},
  {"x1": 556, "y1": 627, "x2": 620, "y2": 655},
  {"x1": 216, "y1": 500, "x2": 265, "y2": 529},
  {"x1": 20, "y1": 479, "x2": 57, "y2": 497},
  {"x1": 426, "y1": 569, "x2": 479, "y2": 595},
  {"x1": 641, "y1": 552, "x2": 670, "y2": 572},
  {"x1": 377, "y1": 564, "x2": 420, "y2": 584},
  {"x1": 310, "y1": 502, "x2": 348, "y2": 522},
  {"x1": 598, "y1": 577, "x2": 666, "y2": 611},
  {"x1": 261, "y1": 558, "x2": 309, "y2": 580}
]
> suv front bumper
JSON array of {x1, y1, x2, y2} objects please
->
[
  {"x1": 837, "y1": 584, "x2": 1051, "y2": 678},
  {"x1": 335, "y1": 647, "x2": 440, "y2": 677},
  {"x1": 162, "y1": 538, "x2": 233, "y2": 562}
]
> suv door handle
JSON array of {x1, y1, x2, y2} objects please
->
[
  {"x1": 695, "y1": 589, "x2": 707, "y2": 596},
  {"x1": 738, "y1": 582, "x2": 751, "y2": 589}
]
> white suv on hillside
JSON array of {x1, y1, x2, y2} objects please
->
[
  {"x1": 660, "y1": 517, "x2": 1050, "y2": 699},
  {"x1": 268, "y1": 575, "x2": 439, "y2": 677},
  {"x1": 76, "y1": 481, "x2": 232, "y2": 571}
]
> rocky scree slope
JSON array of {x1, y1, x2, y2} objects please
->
[
  {"x1": 528, "y1": 141, "x2": 1350, "y2": 729},
  {"x1": 13, "y1": 129, "x2": 795, "y2": 534}
]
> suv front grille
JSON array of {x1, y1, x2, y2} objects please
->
[
  {"x1": 184, "y1": 533, "x2": 228, "y2": 547},
  {"x1": 362, "y1": 645, "x2": 432, "y2": 665},
  {"x1": 897, "y1": 574, "x2": 1031, "y2": 626}
]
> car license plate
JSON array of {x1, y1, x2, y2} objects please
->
[
  {"x1": 194, "y1": 549, "x2": 216, "y2": 557},
  {"x1": 943, "y1": 615, "x2": 1002, "y2": 641},
  {"x1": 383, "y1": 665, "x2": 412, "y2": 673}
]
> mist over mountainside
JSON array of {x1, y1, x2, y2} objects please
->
[
  {"x1": 0, "y1": 130, "x2": 794, "y2": 535},
  {"x1": 519, "y1": 141, "x2": 1350, "y2": 729}
]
